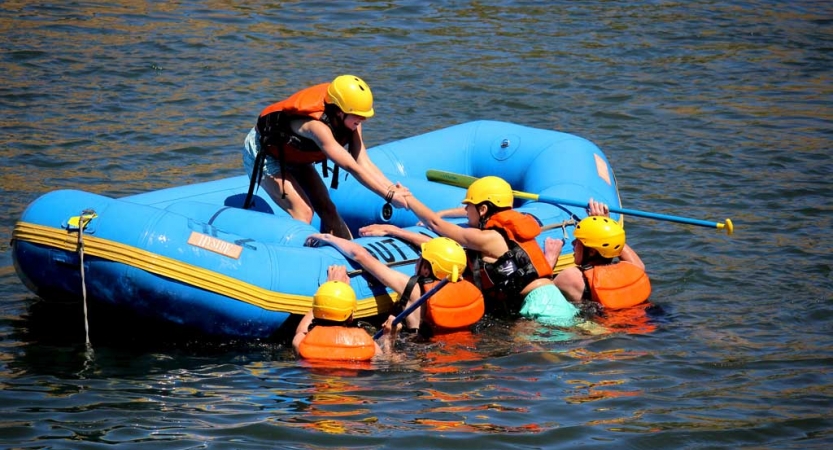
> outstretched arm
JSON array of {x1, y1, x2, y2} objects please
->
[
  {"x1": 359, "y1": 224, "x2": 432, "y2": 246},
  {"x1": 350, "y1": 126, "x2": 394, "y2": 190},
  {"x1": 301, "y1": 120, "x2": 410, "y2": 208},
  {"x1": 416, "y1": 206, "x2": 466, "y2": 227},
  {"x1": 309, "y1": 233, "x2": 412, "y2": 293},
  {"x1": 437, "y1": 206, "x2": 466, "y2": 218},
  {"x1": 407, "y1": 195, "x2": 500, "y2": 254}
]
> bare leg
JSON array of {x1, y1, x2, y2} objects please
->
[
  {"x1": 317, "y1": 204, "x2": 353, "y2": 240},
  {"x1": 257, "y1": 163, "x2": 352, "y2": 239},
  {"x1": 289, "y1": 165, "x2": 352, "y2": 239},
  {"x1": 259, "y1": 170, "x2": 316, "y2": 223}
]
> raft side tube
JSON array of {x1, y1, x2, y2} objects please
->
[{"x1": 164, "y1": 201, "x2": 317, "y2": 247}]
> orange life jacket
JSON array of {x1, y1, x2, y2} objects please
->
[
  {"x1": 421, "y1": 279, "x2": 485, "y2": 331},
  {"x1": 468, "y1": 210, "x2": 552, "y2": 309},
  {"x1": 257, "y1": 83, "x2": 352, "y2": 164},
  {"x1": 297, "y1": 325, "x2": 376, "y2": 361},
  {"x1": 582, "y1": 261, "x2": 651, "y2": 310}
]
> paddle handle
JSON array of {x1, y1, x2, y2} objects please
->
[{"x1": 373, "y1": 278, "x2": 449, "y2": 339}]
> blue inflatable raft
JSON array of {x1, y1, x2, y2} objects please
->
[{"x1": 12, "y1": 120, "x2": 622, "y2": 340}]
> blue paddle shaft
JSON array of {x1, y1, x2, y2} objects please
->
[
  {"x1": 424, "y1": 170, "x2": 732, "y2": 234},
  {"x1": 373, "y1": 278, "x2": 449, "y2": 340},
  {"x1": 537, "y1": 194, "x2": 724, "y2": 229}
]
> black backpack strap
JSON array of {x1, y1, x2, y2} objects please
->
[
  {"x1": 321, "y1": 160, "x2": 340, "y2": 190},
  {"x1": 256, "y1": 111, "x2": 292, "y2": 200},
  {"x1": 578, "y1": 264, "x2": 593, "y2": 302},
  {"x1": 243, "y1": 150, "x2": 266, "y2": 210},
  {"x1": 467, "y1": 249, "x2": 483, "y2": 292},
  {"x1": 399, "y1": 275, "x2": 421, "y2": 307},
  {"x1": 278, "y1": 141, "x2": 288, "y2": 199},
  {"x1": 330, "y1": 164, "x2": 339, "y2": 189}
]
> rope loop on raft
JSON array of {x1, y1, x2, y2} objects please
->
[{"x1": 71, "y1": 209, "x2": 97, "y2": 351}]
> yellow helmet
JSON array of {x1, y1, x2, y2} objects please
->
[
  {"x1": 326, "y1": 75, "x2": 375, "y2": 118},
  {"x1": 420, "y1": 237, "x2": 467, "y2": 282},
  {"x1": 574, "y1": 216, "x2": 626, "y2": 258},
  {"x1": 312, "y1": 280, "x2": 357, "y2": 322},
  {"x1": 462, "y1": 176, "x2": 513, "y2": 208}
]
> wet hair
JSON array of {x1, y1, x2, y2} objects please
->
[
  {"x1": 309, "y1": 317, "x2": 355, "y2": 329},
  {"x1": 323, "y1": 103, "x2": 344, "y2": 125},
  {"x1": 417, "y1": 258, "x2": 439, "y2": 281},
  {"x1": 477, "y1": 201, "x2": 510, "y2": 228},
  {"x1": 581, "y1": 246, "x2": 614, "y2": 266}
]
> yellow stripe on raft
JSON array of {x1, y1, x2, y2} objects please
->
[
  {"x1": 12, "y1": 222, "x2": 393, "y2": 318},
  {"x1": 553, "y1": 253, "x2": 575, "y2": 275}
]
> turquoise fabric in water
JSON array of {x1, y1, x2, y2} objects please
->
[{"x1": 519, "y1": 283, "x2": 579, "y2": 327}]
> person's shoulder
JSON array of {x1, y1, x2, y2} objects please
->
[
  {"x1": 617, "y1": 259, "x2": 647, "y2": 270},
  {"x1": 290, "y1": 115, "x2": 316, "y2": 127},
  {"x1": 290, "y1": 331, "x2": 306, "y2": 351},
  {"x1": 292, "y1": 117, "x2": 330, "y2": 140},
  {"x1": 480, "y1": 227, "x2": 505, "y2": 239},
  {"x1": 556, "y1": 266, "x2": 582, "y2": 279}
]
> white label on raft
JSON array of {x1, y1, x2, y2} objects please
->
[
  {"x1": 187, "y1": 231, "x2": 243, "y2": 259},
  {"x1": 594, "y1": 153, "x2": 612, "y2": 186}
]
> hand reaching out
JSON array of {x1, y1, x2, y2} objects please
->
[{"x1": 359, "y1": 224, "x2": 397, "y2": 237}]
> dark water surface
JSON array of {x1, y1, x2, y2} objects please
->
[{"x1": 2, "y1": 1, "x2": 832, "y2": 448}]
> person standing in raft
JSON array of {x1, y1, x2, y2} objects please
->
[
  {"x1": 292, "y1": 266, "x2": 397, "y2": 361},
  {"x1": 403, "y1": 175, "x2": 580, "y2": 327},
  {"x1": 307, "y1": 233, "x2": 484, "y2": 338},
  {"x1": 243, "y1": 75, "x2": 410, "y2": 239},
  {"x1": 545, "y1": 199, "x2": 651, "y2": 312}
]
